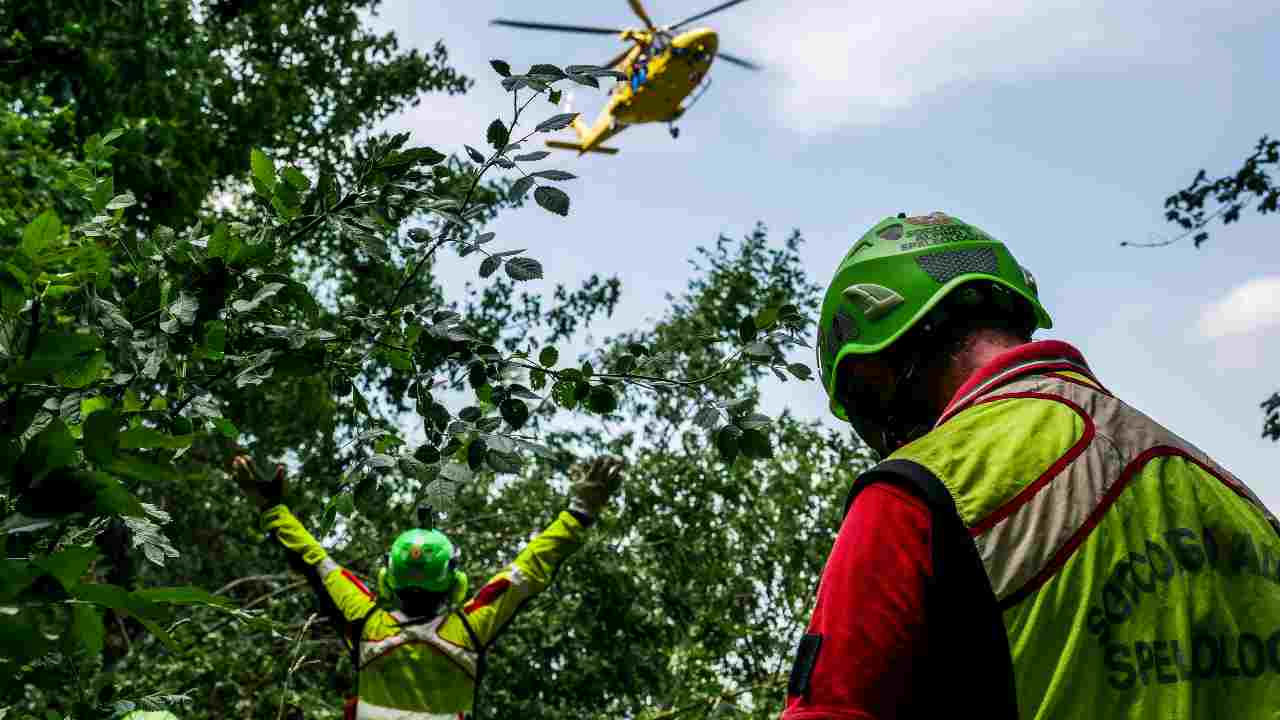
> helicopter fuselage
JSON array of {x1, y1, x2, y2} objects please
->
[{"x1": 609, "y1": 28, "x2": 718, "y2": 124}]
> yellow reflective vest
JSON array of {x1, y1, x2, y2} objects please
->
[
  {"x1": 261, "y1": 506, "x2": 589, "y2": 719},
  {"x1": 853, "y1": 341, "x2": 1280, "y2": 719}
]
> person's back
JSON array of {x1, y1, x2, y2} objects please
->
[
  {"x1": 887, "y1": 343, "x2": 1280, "y2": 718},
  {"x1": 782, "y1": 211, "x2": 1280, "y2": 720}
]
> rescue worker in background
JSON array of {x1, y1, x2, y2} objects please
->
[
  {"x1": 232, "y1": 454, "x2": 625, "y2": 720},
  {"x1": 781, "y1": 212, "x2": 1280, "y2": 719}
]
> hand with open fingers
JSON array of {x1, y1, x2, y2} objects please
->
[
  {"x1": 230, "y1": 455, "x2": 286, "y2": 509},
  {"x1": 569, "y1": 455, "x2": 625, "y2": 518}
]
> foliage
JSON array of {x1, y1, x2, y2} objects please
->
[
  {"x1": 0, "y1": 55, "x2": 843, "y2": 719},
  {"x1": 1135, "y1": 134, "x2": 1279, "y2": 249},
  {"x1": 0, "y1": 0, "x2": 471, "y2": 227}
]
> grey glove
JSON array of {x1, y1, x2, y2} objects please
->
[{"x1": 569, "y1": 456, "x2": 625, "y2": 518}]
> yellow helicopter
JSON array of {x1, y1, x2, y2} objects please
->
[{"x1": 492, "y1": 0, "x2": 761, "y2": 155}]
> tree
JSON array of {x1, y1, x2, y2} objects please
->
[
  {"x1": 0, "y1": 59, "x2": 849, "y2": 719},
  {"x1": 1143, "y1": 135, "x2": 1279, "y2": 442},
  {"x1": 0, "y1": 0, "x2": 470, "y2": 228}
]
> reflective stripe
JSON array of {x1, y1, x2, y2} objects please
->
[
  {"x1": 317, "y1": 556, "x2": 340, "y2": 578},
  {"x1": 355, "y1": 698, "x2": 459, "y2": 720},
  {"x1": 963, "y1": 373, "x2": 1265, "y2": 604},
  {"x1": 359, "y1": 613, "x2": 477, "y2": 677}
]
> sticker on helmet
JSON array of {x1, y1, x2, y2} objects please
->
[
  {"x1": 899, "y1": 224, "x2": 973, "y2": 251},
  {"x1": 904, "y1": 212, "x2": 950, "y2": 225}
]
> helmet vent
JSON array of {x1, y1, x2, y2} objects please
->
[{"x1": 915, "y1": 248, "x2": 998, "y2": 284}]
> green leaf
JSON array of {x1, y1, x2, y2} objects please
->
[
  {"x1": 756, "y1": 306, "x2": 779, "y2": 330},
  {"x1": 534, "y1": 186, "x2": 570, "y2": 216},
  {"x1": 530, "y1": 367, "x2": 547, "y2": 390},
  {"x1": 55, "y1": 349, "x2": 106, "y2": 388},
  {"x1": 486, "y1": 450, "x2": 524, "y2": 474},
  {"x1": 551, "y1": 379, "x2": 578, "y2": 410},
  {"x1": 479, "y1": 256, "x2": 501, "y2": 278},
  {"x1": 458, "y1": 406, "x2": 482, "y2": 422},
  {"x1": 716, "y1": 426, "x2": 740, "y2": 463},
  {"x1": 250, "y1": 148, "x2": 277, "y2": 196},
  {"x1": 212, "y1": 417, "x2": 239, "y2": 438},
  {"x1": 281, "y1": 166, "x2": 311, "y2": 191},
  {"x1": 616, "y1": 354, "x2": 637, "y2": 374},
  {"x1": 786, "y1": 363, "x2": 813, "y2": 381},
  {"x1": 117, "y1": 427, "x2": 194, "y2": 450},
  {"x1": 743, "y1": 342, "x2": 773, "y2": 360},
  {"x1": 71, "y1": 603, "x2": 105, "y2": 656},
  {"x1": 740, "y1": 428, "x2": 774, "y2": 459},
  {"x1": 548, "y1": 89, "x2": 562, "y2": 105},
  {"x1": 528, "y1": 63, "x2": 567, "y2": 79},
  {"x1": 20, "y1": 420, "x2": 77, "y2": 484},
  {"x1": 539, "y1": 346, "x2": 559, "y2": 367},
  {"x1": 21, "y1": 210, "x2": 62, "y2": 258},
  {"x1": 202, "y1": 320, "x2": 226, "y2": 361},
  {"x1": 490, "y1": 59, "x2": 512, "y2": 77},
  {"x1": 509, "y1": 175, "x2": 536, "y2": 202},
  {"x1": 536, "y1": 112, "x2": 579, "y2": 132},
  {"x1": 486, "y1": 119, "x2": 510, "y2": 150},
  {"x1": 83, "y1": 410, "x2": 120, "y2": 466},
  {"x1": 231, "y1": 282, "x2": 285, "y2": 313},
  {"x1": 505, "y1": 257, "x2": 543, "y2": 281},
  {"x1": 500, "y1": 398, "x2": 530, "y2": 429},
  {"x1": 514, "y1": 151, "x2": 551, "y2": 162},
  {"x1": 134, "y1": 586, "x2": 231, "y2": 607},
  {"x1": 587, "y1": 386, "x2": 618, "y2": 414},
  {"x1": 738, "y1": 316, "x2": 757, "y2": 343},
  {"x1": 38, "y1": 546, "x2": 98, "y2": 591},
  {"x1": 105, "y1": 192, "x2": 137, "y2": 211},
  {"x1": 20, "y1": 333, "x2": 102, "y2": 380},
  {"x1": 531, "y1": 169, "x2": 576, "y2": 181},
  {"x1": 465, "y1": 145, "x2": 487, "y2": 164}
]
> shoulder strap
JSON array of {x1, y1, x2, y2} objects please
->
[
  {"x1": 454, "y1": 608, "x2": 488, "y2": 720},
  {"x1": 843, "y1": 458, "x2": 1021, "y2": 720}
]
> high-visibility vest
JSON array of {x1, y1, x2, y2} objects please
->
[
  {"x1": 355, "y1": 611, "x2": 474, "y2": 720},
  {"x1": 868, "y1": 357, "x2": 1280, "y2": 719}
]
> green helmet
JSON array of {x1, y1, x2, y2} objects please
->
[
  {"x1": 385, "y1": 528, "x2": 456, "y2": 593},
  {"x1": 817, "y1": 211, "x2": 1052, "y2": 422}
]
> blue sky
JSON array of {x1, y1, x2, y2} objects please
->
[{"x1": 366, "y1": 1, "x2": 1280, "y2": 511}]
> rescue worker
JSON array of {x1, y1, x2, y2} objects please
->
[
  {"x1": 232, "y1": 454, "x2": 625, "y2": 720},
  {"x1": 782, "y1": 212, "x2": 1280, "y2": 719}
]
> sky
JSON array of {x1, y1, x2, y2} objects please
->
[{"x1": 363, "y1": 0, "x2": 1280, "y2": 512}]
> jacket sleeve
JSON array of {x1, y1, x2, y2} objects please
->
[
  {"x1": 261, "y1": 505, "x2": 379, "y2": 636},
  {"x1": 439, "y1": 509, "x2": 589, "y2": 651},
  {"x1": 780, "y1": 483, "x2": 933, "y2": 720}
]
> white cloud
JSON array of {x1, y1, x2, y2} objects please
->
[
  {"x1": 731, "y1": 0, "x2": 1269, "y2": 134},
  {"x1": 1197, "y1": 276, "x2": 1280, "y2": 340}
]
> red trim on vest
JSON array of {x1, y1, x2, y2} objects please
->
[
  {"x1": 464, "y1": 578, "x2": 511, "y2": 614},
  {"x1": 342, "y1": 569, "x2": 374, "y2": 599},
  {"x1": 938, "y1": 340, "x2": 1097, "y2": 421},
  {"x1": 999, "y1": 446, "x2": 1258, "y2": 609},
  {"x1": 967, "y1": 392, "x2": 1096, "y2": 536}
]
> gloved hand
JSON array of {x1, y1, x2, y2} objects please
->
[
  {"x1": 569, "y1": 456, "x2": 625, "y2": 518},
  {"x1": 229, "y1": 454, "x2": 287, "y2": 510}
]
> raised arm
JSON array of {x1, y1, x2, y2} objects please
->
[
  {"x1": 232, "y1": 456, "x2": 383, "y2": 648},
  {"x1": 440, "y1": 456, "x2": 625, "y2": 650}
]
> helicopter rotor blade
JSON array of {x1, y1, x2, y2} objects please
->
[
  {"x1": 714, "y1": 51, "x2": 761, "y2": 71},
  {"x1": 602, "y1": 46, "x2": 635, "y2": 71},
  {"x1": 490, "y1": 19, "x2": 622, "y2": 36},
  {"x1": 627, "y1": 0, "x2": 657, "y2": 29},
  {"x1": 670, "y1": 0, "x2": 752, "y2": 30}
]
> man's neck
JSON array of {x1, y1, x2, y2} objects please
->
[{"x1": 927, "y1": 331, "x2": 1028, "y2": 416}]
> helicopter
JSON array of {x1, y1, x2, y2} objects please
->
[{"x1": 492, "y1": 0, "x2": 761, "y2": 155}]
